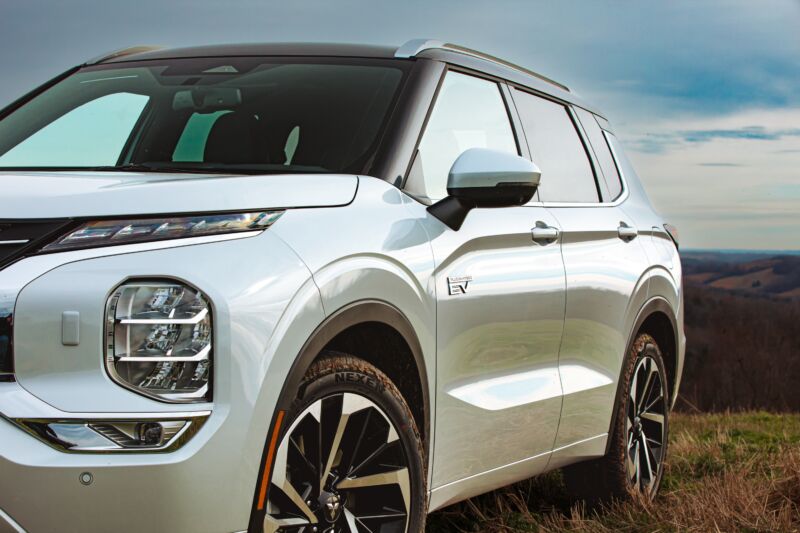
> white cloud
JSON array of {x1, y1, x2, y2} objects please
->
[{"x1": 619, "y1": 108, "x2": 800, "y2": 250}]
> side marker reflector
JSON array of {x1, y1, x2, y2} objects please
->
[{"x1": 257, "y1": 410, "x2": 286, "y2": 510}]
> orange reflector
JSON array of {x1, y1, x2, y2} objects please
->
[{"x1": 257, "y1": 410, "x2": 286, "y2": 510}]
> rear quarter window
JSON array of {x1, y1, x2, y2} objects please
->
[{"x1": 575, "y1": 107, "x2": 623, "y2": 201}]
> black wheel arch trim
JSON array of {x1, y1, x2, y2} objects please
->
[
  {"x1": 247, "y1": 299, "x2": 430, "y2": 532},
  {"x1": 604, "y1": 296, "x2": 678, "y2": 455}
]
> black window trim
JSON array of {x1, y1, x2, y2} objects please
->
[
  {"x1": 399, "y1": 61, "x2": 630, "y2": 208},
  {"x1": 400, "y1": 63, "x2": 524, "y2": 204},
  {"x1": 507, "y1": 85, "x2": 604, "y2": 205}
]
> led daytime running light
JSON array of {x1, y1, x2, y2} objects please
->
[{"x1": 43, "y1": 210, "x2": 283, "y2": 252}]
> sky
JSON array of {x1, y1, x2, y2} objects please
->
[{"x1": 1, "y1": 0, "x2": 798, "y2": 250}]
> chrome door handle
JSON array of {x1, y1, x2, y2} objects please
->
[
  {"x1": 618, "y1": 222, "x2": 638, "y2": 241},
  {"x1": 532, "y1": 223, "x2": 559, "y2": 244}
]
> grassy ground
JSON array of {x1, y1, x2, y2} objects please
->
[{"x1": 427, "y1": 412, "x2": 800, "y2": 532}]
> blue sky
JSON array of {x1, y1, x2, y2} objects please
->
[{"x1": 1, "y1": 0, "x2": 798, "y2": 249}]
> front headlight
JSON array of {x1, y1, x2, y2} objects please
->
[
  {"x1": 42, "y1": 210, "x2": 283, "y2": 252},
  {"x1": 106, "y1": 280, "x2": 212, "y2": 403}
]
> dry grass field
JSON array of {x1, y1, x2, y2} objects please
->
[{"x1": 427, "y1": 412, "x2": 800, "y2": 532}]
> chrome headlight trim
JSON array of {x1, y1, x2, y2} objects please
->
[{"x1": 105, "y1": 279, "x2": 213, "y2": 404}]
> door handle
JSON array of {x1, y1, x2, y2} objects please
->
[
  {"x1": 618, "y1": 222, "x2": 638, "y2": 241},
  {"x1": 532, "y1": 222, "x2": 559, "y2": 244}
]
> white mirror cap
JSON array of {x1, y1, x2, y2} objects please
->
[{"x1": 447, "y1": 148, "x2": 542, "y2": 190}]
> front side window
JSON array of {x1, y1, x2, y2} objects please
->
[
  {"x1": 0, "y1": 58, "x2": 407, "y2": 175},
  {"x1": 512, "y1": 89, "x2": 599, "y2": 203},
  {"x1": 410, "y1": 71, "x2": 517, "y2": 201}
]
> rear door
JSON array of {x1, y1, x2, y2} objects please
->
[
  {"x1": 510, "y1": 89, "x2": 651, "y2": 451},
  {"x1": 410, "y1": 71, "x2": 566, "y2": 490}
]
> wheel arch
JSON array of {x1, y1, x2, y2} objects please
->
[
  {"x1": 279, "y1": 299, "x2": 429, "y2": 447},
  {"x1": 605, "y1": 297, "x2": 679, "y2": 453},
  {"x1": 248, "y1": 299, "x2": 430, "y2": 532}
]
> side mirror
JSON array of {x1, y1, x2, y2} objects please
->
[{"x1": 428, "y1": 148, "x2": 541, "y2": 230}]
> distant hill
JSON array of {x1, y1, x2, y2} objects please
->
[
  {"x1": 678, "y1": 249, "x2": 800, "y2": 412},
  {"x1": 682, "y1": 250, "x2": 800, "y2": 300}
]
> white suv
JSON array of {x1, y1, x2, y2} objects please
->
[{"x1": 0, "y1": 40, "x2": 684, "y2": 533}]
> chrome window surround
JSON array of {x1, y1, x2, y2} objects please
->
[{"x1": 3, "y1": 410, "x2": 210, "y2": 453}]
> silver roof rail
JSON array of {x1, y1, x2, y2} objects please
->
[
  {"x1": 84, "y1": 45, "x2": 163, "y2": 66},
  {"x1": 395, "y1": 38, "x2": 569, "y2": 93}
]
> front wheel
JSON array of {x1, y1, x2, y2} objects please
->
[
  {"x1": 263, "y1": 353, "x2": 427, "y2": 532},
  {"x1": 563, "y1": 333, "x2": 670, "y2": 504}
]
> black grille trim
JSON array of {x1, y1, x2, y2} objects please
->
[
  {"x1": 0, "y1": 219, "x2": 72, "y2": 271},
  {"x1": 0, "y1": 306, "x2": 14, "y2": 377},
  {"x1": 0, "y1": 219, "x2": 72, "y2": 377}
]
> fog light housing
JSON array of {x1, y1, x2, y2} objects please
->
[
  {"x1": 13, "y1": 414, "x2": 209, "y2": 452},
  {"x1": 106, "y1": 280, "x2": 212, "y2": 403}
]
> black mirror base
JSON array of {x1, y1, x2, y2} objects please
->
[{"x1": 427, "y1": 196, "x2": 476, "y2": 231}]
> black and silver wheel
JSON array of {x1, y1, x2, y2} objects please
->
[
  {"x1": 624, "y1": 348, "x2": 667, "y2": 497},
  {"x1": 563, "y1": 333, "x2": 669, "y2": 504},
  {"x1": 263, "y1": 354, "x2": 426, "y2": 533}
]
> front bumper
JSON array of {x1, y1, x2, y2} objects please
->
[
  {"x1": 0, "y1": 390, "x2": 248, "y2": 532},
  {"x1": 0, "y1": 229, "x2": 323, "y2": 532}
]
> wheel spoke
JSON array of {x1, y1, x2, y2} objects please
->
[
  {"x1": 320, "y1": 393, "x2": 373, "y2": 492},
  {"x1": 642, "y1": 391, "x2": 664, "y2": 415},
  {"x1": 289, "y1": 437, "x2": 318, "y2": 483},
  {"x1": 349, "y1": 439, "x2": 402, "y2": 479},
  {"x1": 344, "y1": 508, "x2": 360, "y2": 533},
  {"x1": 263, "y1": 515, "x2": 310, "y2": 533},
  {"x1": 337, "y1": 467, "x2": 411, "y2": 515},
  {"x1": 272, "y1": 425, "x2": 319, "y2": 525},
  {"x1": 637, "y1": 361, "x2": 656, "y2": 415},
  {"x1": 641, "y1": 411, "x2": 665, "y2": 426},
  {"x1": 640, "y1": 433, "x2": 654, "y2": 490},
  {"x1": 629, "y1": 371, "x2": 639, "y2": 406}
]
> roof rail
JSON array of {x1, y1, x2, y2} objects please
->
[
  {"x1": 84, "y1": 45, "x2": 163, "y2": 66},
  {"x1": 394, "y1": 38, "x2": 569, "y2": 92}
]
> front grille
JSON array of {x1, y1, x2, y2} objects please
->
[
  {"x1": 0, "y1": 220, "x2": 71, "y2": 270},
  {"x1": 0, "y1": 220, "x2": 71, "y2": 379}
]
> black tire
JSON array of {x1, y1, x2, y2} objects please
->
[
  {"x1": 263, "y1": 352, "x2": 427, "y2": 532},
  {"x1": 563, "y1": 333, "x2": 670, "y2": 506}
]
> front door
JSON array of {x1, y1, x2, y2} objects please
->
[{"x1": 408, "y1": 70, "x2": 566, "y2": 490}]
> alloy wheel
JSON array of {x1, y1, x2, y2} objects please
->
[
  {"x1": 625, "y1": 354, "x2": 667, "y2": 497},
  {"x1": 264, "y1": 392, "x2": 411, "y2": 533}
]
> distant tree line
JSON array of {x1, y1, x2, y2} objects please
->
[{"x1": 678, "y1": 284, "x2": 800, "y2": 412}]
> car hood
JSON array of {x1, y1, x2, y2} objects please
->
[{"x1": 0, "y1": 171, "x2": 359, "y2": 219}]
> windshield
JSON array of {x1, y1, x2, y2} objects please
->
[{"x1": 0, "y1": 57, "x2": 407, "y2": 175}]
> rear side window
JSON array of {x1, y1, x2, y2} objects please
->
[
  {"x1": 411, "y1": 71, "x2": 518, "y2": 201},
  {"x1": 512, "y1": 89, "x2": 598, "y2": 203},
  {"x1": 575, "y1": 107, "x2": 623, "y2": 200}
]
